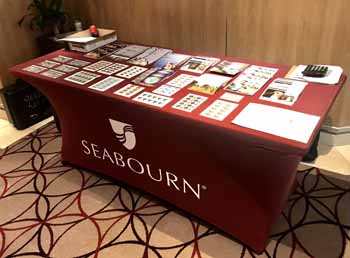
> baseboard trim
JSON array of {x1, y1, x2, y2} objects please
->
[
  {"x1": 321, "y1": 125, "x2": 350, "y2": 134},
  {"x1": 319, "y1": 125, "x2": 350, "y2": 146},
  {"x1": 319, "y1": 130, "x2": 350, "y2": 146}
]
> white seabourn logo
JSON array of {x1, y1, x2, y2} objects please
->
[
  {"x1": 80, "y1": 118, "x2": 205, "y2": 200},
  {"x1": 109, "y1": 119, "x2": 136, "y2": 150}
]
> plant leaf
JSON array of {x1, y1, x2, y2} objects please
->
[
  {"x1": 29, "y1": 17, "x2": 36, "y2": 30},
  {"x1": 27, "y1": 3, "x2": 36, "y2": 11},
  {"x1": 56, "y1": 0, "x2": 63, "y2": 12},
  {"x1": 18, "y1": 16, "x2": 26, "y2": 27},
  {"x1": 19, "y1": 0, "x2": 68, "y2": 33}
]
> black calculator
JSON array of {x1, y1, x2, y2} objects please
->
[{"x1": 302, "y1": 65, "x2": 328, "y2": 77}]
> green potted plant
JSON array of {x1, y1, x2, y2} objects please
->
[
  {"x1": 18, "y1": 0, "x2": 69, "y2": 35},
  {"x1": 18, "y1": 0, "x2": 72, "y2": 54}
]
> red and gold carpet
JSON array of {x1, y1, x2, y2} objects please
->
[{"x1": 0, "y1": 123, "x2": 349, "y2": 258}]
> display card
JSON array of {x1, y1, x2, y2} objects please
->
[
  {"x1": 244, "y1": 65, "x2": 278, "y2": 78},
  {"x1": 51, "y1": 55, "x2": 73, "y2": 63},
  {"x1": 54, "y1": 64, "x2": 79, "y2": 73},
  {"x1": 110, "y1": 45, "x2": 150, "y2": 60},
  {"x1": 220, "y1": 92, "x2": 244, "y2": 103},
  {"x1": 114, "y1": 84, "x2": 145, "y2": 98},
  {"x1": 225, "y1": 76, "x2": 267, "y2": 96},
  {"x1": 83, "y1": 60, "x2": 113, "y2": 72},
  {"x1": 133, "y1": 67, "x2": 175, "y2": 87},
  {"x1": 39, "y1": 60, "x2": 60, "y2": 68},
  {"x1": 200, "y1": 99, "x2": 238, "y2": 121},
  {"x1": 67, "y1": 59, "x2": 91, "y2": 67},
  {"x1": 84, "y1": 45, "x2": 118, "y2": 59},
  {"x1": 225, "y1": 65, "x2": 279, "y2": 96},
  {"x1": 40, "y1": 69, "x2": 65, "y2": 79},
  {"x1": 133, "y1": 92, "x2": 173, "y2": 108},
  {"x1": 172, "y1": 93, "x2": 208, "y2": 112},
  {"x1": 64, "y1": 71, "x2": 101, "y2": 85},
  {"x1": 97, "y1": 63, "x2": 129, "y2": 75},
  {"x1": 108, "y1": 54, "x2": 130, "y2": 62},
  {"x1": 88, "y1": 76, "x2": 124, "y2": 92},
  {"x1": 153, "y1": 85, "x2": 181, "y2": 97},
  {"x1": 166, "y1": 74, "x2": 197, "y2": 88},
  {"x1": 23, "y1": 65, "x2": 47, "y2": 73},
  {"x1": 116, "y1": 66, "x2": 148, "y2": 79}
]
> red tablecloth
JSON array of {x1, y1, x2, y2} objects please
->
[{"x1": 10, "y1": 47, "x2": 346, "y2": 253}]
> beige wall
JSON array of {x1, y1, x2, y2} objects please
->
[
  {"x1": 65, "y1": 0, "x2": 349, "y2": 127},
  {"x1": 0, "y1": 0, "x2": 39, "y2": 88}
]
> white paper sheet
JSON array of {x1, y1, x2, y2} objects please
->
[
  {"x1": 59, "y1": 37, "x2": 96, "y2": 43},
  {"x1": 286, "y1": 65, "x2": 343, "y2": 84},
  {"x1": 232, "y1": 103, "x2": 320, "y2": 143}
]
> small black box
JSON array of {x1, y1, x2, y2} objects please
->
[{"x1": 0, "y1": 80, "x2": 52, "y2": 130}]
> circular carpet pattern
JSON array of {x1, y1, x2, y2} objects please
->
[{"x1": 0, "y1": 123, "x2": 349, "y2": 258}]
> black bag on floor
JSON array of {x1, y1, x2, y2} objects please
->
[
  {"x1": 302, "y1": 131, "x2": 320, "y2": 162},
  {"x1": 0, "y1": 79, "x2": 52, "y2": 130}
]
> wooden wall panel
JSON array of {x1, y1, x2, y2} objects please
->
[
  {"x1": 65, "y1": 0, "x2": 350, "y2": 127},
  {"x1": 65, "y1": 0, "x2": 227, "y2": 55},
  {"x1": 227, "y1": 0, "x2": 350, "y2": 127},
  {"x1": 227, "y1": 0, "x2": 350, "y2": 71},
  {"x1": 0, "y1": 0, "x2": 39, "y2": 88}
]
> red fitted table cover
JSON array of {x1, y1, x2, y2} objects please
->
[{"x1": 10, "y1": 48, "x2": 346, "y2": 253}]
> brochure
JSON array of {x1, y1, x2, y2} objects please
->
[
  {"x1": 153, "y1": 53, "x2": 191, "y2": 69},
  {"x1": 225, "y1": 65, "x2": 278, "y2": 95},
  {"x1": 180, "y1": 56, "x2": 220, "y2": 74},
  {"x1": 128, "y1": 47, "x2": 172, "y2": 66},
  {"x1": 210, "y1": 61, "x2": 249, "y2": 76},
  {"x1": 188, "y1": 73, "x2": 231, "y2": 95},
  {"x1": 260, "y1": 78, "x2": 307, "y2": 106}
]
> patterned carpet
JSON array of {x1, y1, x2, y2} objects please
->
[{"x1": 0, "y1": 123, "x2": 349, "y2": 258}]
